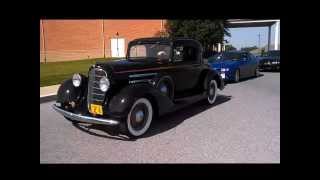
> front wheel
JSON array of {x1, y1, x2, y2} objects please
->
[{"x1": 122, "y1": 98, "x2": 153, "y2": 138}]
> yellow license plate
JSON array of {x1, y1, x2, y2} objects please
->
[{"x1": 90, "y1": 104, "x2": 103, "y2": 115}]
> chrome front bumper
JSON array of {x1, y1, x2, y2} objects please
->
[{"x1": 52, "y1": 104, "x2": 120, "y2": 126}]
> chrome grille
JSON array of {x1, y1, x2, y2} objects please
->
[{"x1": 87, "y1": 67, "x2": 107, "y2": 106}]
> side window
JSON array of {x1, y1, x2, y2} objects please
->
[
  {"x1": 130, "y1": 45, "x2": 146, "y2": 57},
  {"x1": 173, "y1": 43, "x2": 199, "y2": 63}
]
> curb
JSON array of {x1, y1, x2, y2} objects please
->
[{"x1": 40, "y1": 93, "x2": 57, "y2": 103}]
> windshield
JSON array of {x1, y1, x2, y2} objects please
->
[
  {"x1": 129, "y1": 43, "x2": 171, "y2": 60},
  {"x1": 208, "y1": 52, "x2": 242, "y2": 62}
]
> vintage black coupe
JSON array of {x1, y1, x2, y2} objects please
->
[{"x1": 53, "y1": 37, "x2": 224, "y2": 137}]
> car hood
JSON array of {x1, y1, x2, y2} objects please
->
[
  {"x1": 95, "y1": 58, "x2": 161, "y2": 74},
  {"x1": 209, "y1": 59, "x2": 237, "y2": 69}
]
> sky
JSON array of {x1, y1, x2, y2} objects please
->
[{"x1": 224, "y1": 23, "x2": 280, "y2": 50}]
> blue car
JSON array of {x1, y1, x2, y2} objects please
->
[{"x1": 207, "y1": 51, "x2": 259, "y2": 82}]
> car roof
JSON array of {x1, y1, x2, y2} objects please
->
[{"x1": 131, "y1": 37, "x2": 170, "y2": 43}]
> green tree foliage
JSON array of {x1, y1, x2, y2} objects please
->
[
  {"x1": 225, "y1": 44, "x2": 237, "y2": 51},
  {"x1": 165, "y1": 20, "x2": 230, "y2": 51},
  {"x1": 154, "y1": 30, "x2": 169, "y2": 37}
]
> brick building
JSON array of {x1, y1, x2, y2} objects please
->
[{"x1": 40, "y1": 20, "x2": 166, "y2": 62}]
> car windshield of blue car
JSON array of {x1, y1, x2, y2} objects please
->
[
  {"x1": 208, "y1": 52, "x2": 241, "y2": 62},
  {"x1": 129, "y1": 44, "x2": 171, "y2": 60}
]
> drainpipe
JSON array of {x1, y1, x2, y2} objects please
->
[
  {"x1": 102, "y1": 19, "x2": 106, "y2": 58},
  {"x1": 218, "y1": 43, "x2": 221, "y2": 52}
]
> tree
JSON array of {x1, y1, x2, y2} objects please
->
[
  {"x1": 154, "y1": 30, "x2": 169, "y2": 37},
  {"x1": 240, "y1": 46, "x2": 258, "y2": 52},
  {"x1": 225, "y1": 44, "x2": 237, "y2": 51},
  {"x1": 165, "y1": 20, "x2": 231, "y2": 52}
]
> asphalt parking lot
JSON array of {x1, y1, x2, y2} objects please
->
[{"x1": 40, "y1": 72, "x2": 280, "y2": 163}]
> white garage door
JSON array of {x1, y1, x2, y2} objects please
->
[{"x1": 111, "y1": 38, "x2": 125, "y2": 57}]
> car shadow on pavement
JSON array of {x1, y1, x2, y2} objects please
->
[
  {"x1": 72, "y1": 94, "x2": 232, "y2": 141},
  {"x1": 142, "y1": 94, "x2": 232, "y2": 139},
  {"x1": 72, "y1": 122, "x2": 135, "y2": 141}
]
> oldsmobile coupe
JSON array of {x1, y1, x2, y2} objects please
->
[{"x1": 52, "y1": 37, "x2": 224, "y2": 137}]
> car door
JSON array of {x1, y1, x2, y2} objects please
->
[
  {"x1": 237, "y1": 52, "x2": 249, "y2": 78},
  {"x1": 170, "y1": 41, "x2": 201, "y2": 93},
  {"x1": 248, "y1": 53, "x2": 258, "y2": 76}
]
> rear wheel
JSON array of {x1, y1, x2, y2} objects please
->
[
  {"x1": 207, "y1": 79, "x2": 217, "y2": 105},
  {"x1": 122, "y1": 98, "x2": 153, "y2": 138}
]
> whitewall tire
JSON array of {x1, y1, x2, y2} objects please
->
[
  {"x1": 126, "y1": 98, "x2": 153, "y2": 137},
  {"x1": 207, "y1": 79, "x2": 217, "y2": 105}
]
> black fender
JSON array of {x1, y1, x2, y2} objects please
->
[
  {"x1": 56, "y1": 75, "x2": 88, "y2": 106},
  {"x1": 203, "y1": 69, "x2": 224, "y2": 91},
  {"x1": 107, "y1": 83, "x2": 175, "y2": 119}
]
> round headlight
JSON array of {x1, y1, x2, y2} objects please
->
[
  {"x1": 72, "y1": 74, "x2": 82, "y2": 87},
  {"x1": 99, "y1": 76, "x2": 110, "y2": 92}
]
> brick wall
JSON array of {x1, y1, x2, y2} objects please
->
[{"x1": 40, "y1": 19, "x2": 164, "y2": 62}]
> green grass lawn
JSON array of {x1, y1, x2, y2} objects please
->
[{"x1": 40, "y1": 58, "x2": 118, "y2": 87}]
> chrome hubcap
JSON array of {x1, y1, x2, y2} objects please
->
[
  {"x1": 209, "y1": 87, "x2": 214, "y2": 95},
  {"x1": 135, "y1": 110, "x2": 144, "y2": 123}
]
